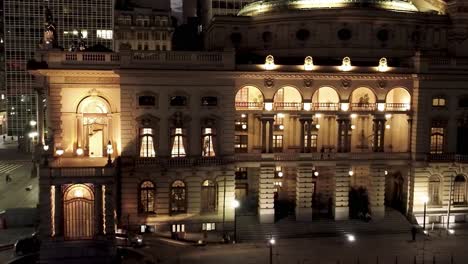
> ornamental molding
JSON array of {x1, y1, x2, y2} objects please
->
[
  {"x1": 36, "y1": 69, "x2": 118, "y2": 78},
  {"x1": 303, "y1": 79, "x2": 313, "y2": 88},
  {"x1": 236, "y1": 73, "x2": 413, "y2": 80},
  {"x1": 64, "y1": 76, "x2": 120, "y2": 84},
  {"x1": 264, "y1": 78, "x2": 274, "y2": 88}
]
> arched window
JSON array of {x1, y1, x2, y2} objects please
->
[
  {"x1": 139, "y1": 181, "x2": 155, "y2": 213},
  {"x1": 350, "y1": 87, "x2": 377, "y2": 111},
  {"x1": 171, "y1": 128, "x2": 187, "y2": 157},
  {"x1": 386, "y1": 88, "x2": 411, "y2": 111},
  {"x1": 454, "y1": 175, "x2": 467, "y2": 205},
  {"x1": 273, "y1": 87, "x2": 302, "y2": 110},
  {"x1": 140, "y1": 128, "x2": 156, "y2": 157},
  {"x1": 201, "y1": 180, "x2": 217, "y2": 213},
  {"x1": 311, "y1": 87, "x2": 340, "y2": 111},
  {"x1": 428, "y1": 175, "x2": 441, "y2": 206},
  {"x1": 171, "y1": 180, "x2": 186, "y2": 214},
  {"x1": 202, "y1": 128, "x2": 216, "y2": 157},
  {"x1": 430, "y1": 127, "x2": 445, "y2": 154},
  {"x1": 235, "y1": 86, "x2": 264, "y2": 110}
]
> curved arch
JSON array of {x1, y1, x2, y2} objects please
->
[
  {"x1": 386, "y1": 87, "x2": 411, "y2": 111},
  {"x1": 171, "y1": 180, "x2": 187, "y2": 214},
  {"x1": 76, "y1": 96, "x2": 112, "y2": 114},
  {"x1": 64, "y1": 184, "x2": 94, "y2": 201},
  {"x1": 350, "y1": 87, "x2": 377, "y2": 111},
  {"x1": 235, "y1": 86, "x2": 264, "y2": 110},
  {"x1": 311, "y1": 86, "x2": 340, "y2": 111},
  {"x1": 273, "y1": 86, "x2": 302, "y2": 110},
  {"x1": 139, "y1": 180, "x2": 156, "y2": 213},
  {"x1": 454, "y1": 174, "x2": 467, "y2": 204}
]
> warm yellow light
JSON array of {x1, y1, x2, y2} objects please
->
[
  {"x1": 314, "y1": 171, "x2": 319, "y2": 177},
  {"x1": 30, "y1": 120, "x2": 37, "y2": 126},
  {"x1": 377, "y1": 103, "x2": 386, "y2": 112},
  {"x1": 56, "y1": 149, "x2": 64, "y2": 156},
  {"x1": 340, "y1": 57, "x2": 352, "y2": 71},
  {"x1": 277, "y1": 171, "x2": 283, "y2": 177},
  {"x1": 265, "y1": 102, "x2": 273, "y2": 111},
  {"x1": 76, "y1": 148, "x2": 84, "y2": 156},
  {"x1": 303, "y1": 102, "x2": 311, "y2": 111},
  {"x1": 315, "y1": 124, "x2": 320, "y2": 129},
  {"x1": 351, "y1": 125, "x2": 356, "y2": 130},
  {"x1": 233, "y1": 199, "x2": 240, "y2": 209},
  {"x1": 350, "y1": 113, "x2": 357, "y2": 119},
  {"x1": 377, "y1": 57, "x2": 389, "y2": 72},
  {"x1": 28, "y1": 131, "x2": 38, "y2": 138},
  {"x1": 348, "y1": 170, "x2": 354, "y2": 176},
  {"x1": 279, "y1": 125, "x2": 285, "y2": 130},
  {"x1": 315, "y1": 113, "x2": 322, "y2": 118},
  {"x1": 421, "y1": 195, "x2": 429, "y2": 204},
  {"x1": 241, "y1": 114, "x2": 247, "y2": 118},
  {"x1": 43, "y1": 145, "x2": 49, "y2": 151},
  {"x1": 241, "y1": 124, "x2": 247, "y2": 130},
  {"x1": 304, "y1": 56, "x2": 314, "y2": 71},
  {"x1": 341, "y1": 103, "x2": 350, "y2": 111},
  {"x1": 386, "y1": 124, "x2": 391, "y2": 129},
  {"x1": 74, "y1": 188, "x2": 84, "y2": 198},
  {"x1": 385, "y1": 114, "x2": 392, "y2": 119},
  {"x1": 277, "y1": 113, "x2": 285, "y2": 118},
  {"x1": 264, "y1": 55, "x2": 275, "y2": 70}
]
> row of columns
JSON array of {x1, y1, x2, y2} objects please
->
[
  {"x1": 257, "y1": 114, "x2": 391, "y2": 153},
  {"x1": 257, "y1": 164, "x2": 387, "y2": 223}
]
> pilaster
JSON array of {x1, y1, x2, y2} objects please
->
[
  {"x1": 258, "y1": 164, "x2": 275, "y2": 223},
  {"x1": 370, "y1": 164, "x2": 386, "y2": 219},
  {"x1": 296, "y1": 165, "x2": 314, "y2": 221},
  {"x1": 334, "y1": 164, "x2": 350, "y2": 220}
]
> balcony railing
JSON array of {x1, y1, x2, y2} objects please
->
[
  {"x1": 45, "y1": 167, "x2": 115, "y2": 177},
  {"x1": 311, "y1": 103, "x2": 339, "y2": 111},
  {"x1": 135, "y1": 156, "x2": 232, "y2": 167},
  {"x1": 427, "y1": 153, "x2": 468, "y2": 163},
  {"x1": 274, "y1": 102, "x2": 302, "y2": 111},
  {"x1": 386, "y1": 103, "x2": 410, "y2": 111},
  {"x1": 350, "y1": 103, "x2": 376, "y2": 111},
  {"x1": 235, "y1": 101, "x2": 263, "y2": 110}
]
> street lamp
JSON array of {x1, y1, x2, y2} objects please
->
[
  {"x1": 106, "y1": 140, "x2": 113, "y2": 166},
  {"x1": 29, "y1": 120, "x2": 37, "y2": 127},
  {"x1": 421, "y1": 195, "x2": 429, "y2": 232},
  {"x1": 268, "y1": 237, "x2": 275, "y2": 264},
  {"x1": 233, "y1": 199, "x2": 240, "y2": 243}
]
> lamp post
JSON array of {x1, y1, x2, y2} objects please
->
[
  {"x1": 268, "y1": 237, "x2": 275, "y2": 264},
  {"x1": 233, "y1": 199, "x2": 240, "y2": 243},
  {"x1": 106, "y1": 140, "x2": 113, "y2": 166},
  {"x1": 421, "y1": 195, "x2": 429, "y2": 232}
]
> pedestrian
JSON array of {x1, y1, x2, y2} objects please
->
[
  {"x1": 411, "y1": 226, "x2": 417, "y2": 241},
  {"x1": 2, "y1": 135, "x2": 5, "y2": 142},
  {"x1": 5, "y1": 174, "x2": 11, "y2": 183}
]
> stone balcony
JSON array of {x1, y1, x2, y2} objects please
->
[{"x1": 426, "y1": 153, "x2": 468, "y2": 163}]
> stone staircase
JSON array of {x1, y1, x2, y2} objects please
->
[{"x1": 236, "y1": 208, "x2": 412, "y2": 242}]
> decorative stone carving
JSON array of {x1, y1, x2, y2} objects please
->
[
  {"x1": 304, "y1": 79, "x2": 313, "y2": 88},
  {"x1": 264, "y1": 78, "x2": 274, "y2": 88},
  {"x1": 378, "y1": 80, "x2": 387, "y2": 89},
  {"x1": 341, "y1": 79, "x2": 351, "y2": 88}
]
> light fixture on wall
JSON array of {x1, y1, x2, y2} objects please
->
[
  {"x1": 385, "y1": 114, "x2": 392, "y2": 119},
  {"x1": 351, "y1": 125, "x2": 356, "y2": 130},
  {"x1": 241, "y1": 114, "x2": 247, "y2": 118},
  {"x1": 55, "y1": 149, "x2": 64, "y2": 156},
  {"x1": 43, "y1": 145, "x2": 49, "y2": 151},
  {"x1": 350, "y1": 113, "x2": 357, "y2": 119},
  {"x1": 377, "y1": 103, "x2": 386, "y2": 112},
  {"x1": 315, "y1": 124, "x2": 320, "y2": 129},
  {"x1": 348, "y1": 170, "x2": 354, "y2": 176},
  {"x1": 241, "y1": 124, "x2": 247, "y2": 130},
  {"x1": 303, "y1": 102, "x2": 311, "y2": 111},
  {"x1": 340, "y1": 57, "x2": 352, "y2": 71},
  {"x1": 304, "y1": 56, "x2": 314, "y2": 71},
  {"x1": 76, "y1": 148, "x2": 84, "y2": 156},
  {"x1": 385, "y1": 124, "x2": 391, "y2": 129},
  {"x1": 30, "y1": 120, "x2": 37, "y2": 127},
  {"x1": 340, "y1": 103, "x2": 350, "y2": 111},
  {"x1": 314, "y1": 171, "x2": 319, "y2": 177},
  {"x1": 315, "y1": 113, "x2": 322, "y2": 118},
  {"x1": 377, "y1": 57, "x2": 389, "y2": 72},
  {"x1": 279, "y1": 125, "x2": 285, "y2": 130},
  {"x1": 264, "y1": 55, "x2": 275, "y2": 70},
  {"x1": 264, "y1": 102, "x2": 273, "y2": 111}
]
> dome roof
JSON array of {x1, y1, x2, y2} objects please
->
[{"x1": 238, "y1": 0, "x2": 419, "y2": 16}]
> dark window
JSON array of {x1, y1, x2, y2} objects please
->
[
  {"x1": 230, "y1": 32, "x2": 242, "y2": 46},
  {"x1": 201, "y1": 180, "x2": 217, "y2": 213},
  {"x1": 139, "y1": 95, "x2": 155, "y2": 106},
  {"x1": 337, "y1": 28, "x2": 352, "y2": 41},
  {"x1": 235, "y1": 135, "x2": 248, "y2": 153},
  {"x1": 459, "y1": 97, "x2": 468, "y2": 108},
  {"x1": 296, "y1": 29, "x2": 310, "y2": 41},
  {"x1": 201, "y1": 96, "x2": 218, "y2": 106},
  {"x1": 262, "y1": 31, "x2": 273, "y2": 43},
  {"x1": 170, "y1": 96, "x2": 187, "y2": 106},
  {"x1": 235, "y1": 167, "x2": 248, "y2": 180},
  {"x1": 377, "y1": 29, "x2": 389, "y2": 42}
]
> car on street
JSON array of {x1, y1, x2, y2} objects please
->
[
  {"x1": 14, "y1": 233, "x2": 40, "y2": 257},
  {"x1": 115, "y1": 231, "x2": 144, "y2": 248}
]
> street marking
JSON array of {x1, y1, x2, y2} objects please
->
[{"x1": 0, "y1": 163, "x2": 24, "y2": 174}]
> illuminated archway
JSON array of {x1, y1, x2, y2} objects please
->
[
  {"x1": 273, "y1": 86, "x2": 302, "y2": 110},
  {"x1": 235, "y1": 86, "x2": 264, "y2": 110},
  {"x1": 63, "y1": 184, "x2": 94, "y2": 240},
  {"x1": 350, "y1": 87, "x2": 376, "y2": 111},
  {"x1": 311, "y1": 87, "x2": 340, "y2": 111},
  {"x1": 386, "y1": 88, "x2": 411, "y2": 111}
]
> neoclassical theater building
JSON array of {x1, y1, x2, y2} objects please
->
[{"x1": 30, "y1": 0, "x2": 468, "y2": 262}]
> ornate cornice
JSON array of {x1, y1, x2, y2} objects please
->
[{"x1": 234, "y1": 72, "x2": 414, "y2": 80}]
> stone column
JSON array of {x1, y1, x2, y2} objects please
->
[
  {"x1": 258, "y1": 164, "x2": 275, "y2": 223},
  {"x1": 261, "y1": 120, "x2": 267, "y2": 153},
  {"x1": 337, "y1": 119, "x2": 344, "y2": 152},
  {"x1": 306, "y1": 120, "x2": 312, "y2": 152},
  {"x1": 94, "y1": 184, "x2": 103, "y2": 235},
  {"x1": 343, "y1": 119, "x2": 351, "y2": 152},
  {"x1": 370, "y1": 164, "x2": 386, "y2": 219},
  {"x1": 373, "y1": 115, "x2": 386, "y2": 152},
  {"x1": 76, "y1": 115, "x2": 83, "y2": 148},
  {"x1": 104, "y1": 184, "x2": 115, "y2": 235},
  {"x1": 333, "y1": 164, "x2": 350, "y2": 220},
  {"x1": 407, "y1": 117, "x2": 413, "y2": 153},
  {"x1": 54, "y1": 184, "x2": 63, "y2": 236},
  {"x1": 296, "y1": 165, "x2": 314, "y2": 221},
  {"x1": 36, "y1": 89, "x2": 45, "y2": 145},
  {"x1": 268, "y1": 119, "x2": 274, "y2": 153},
  {"x1": 337, "y1": 116, "x2": 350, "y2": 152},
  {"x1": 299, "y1": 120, "x2": 305, "y2": 153}
]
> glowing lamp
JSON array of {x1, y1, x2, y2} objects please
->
[
  {"x1": 351, "y1": 125, "x2": 356, "y2": 130},
  {"x1": 264, "y1": 55, "x2": 275, "y2": 70},
  {"x1": 279, "y1": 125, "x2": 285, "y2": 130},
  {"x1": 303, "y1": 102, "x2": 311, "y2": 111},
  {"x1": 315, "y1": 113, "x2": 322, "y2": 118},
  {"x1": 264, "y1": 102, "x2": 273, "y2": 111},
  {"x1": 348, "y1": 170, "x2": 354, "y2": 176},
  {"x1": 30, "y1": 120, "x2": 37, "y2": 126},
  {"x1": 315, "y1": 124, "x2": 320, "y2": 129},
  {"x1": 385, "y1": 124, "x2": 391, "y2": 129},
  {"x1": 28, "y1": 131, "x2": 38, "y2": 138},
  {"x1": 76, "y1": 148, "x2": 84, "y2": 156},
  {"x1": 340, "y1": 103, "x2": 350, "y2": 112},
  {"x1": 43, "y1": 145, "x2": 49, "y2": 151},
  {"x1": 340, "y1": 57, "x2": 352, "y2": 71},
  {"x1": 377, "y1": 103, "x2": 386, "y2": 112},
  {"x1": 241, "y1": 124, "x2": 247, "y2": 130},
  {"x1": 304, "y1": 56, "x2": 314, "y2": 71},
  {"x1": 384, "y1": 170, "x2": 388, "y2": 175},
  {"x1": 241, "y1": 114, "x2": 247, "y2": 118},
  {"x1": 421, "y1": 195, "x2": 429, "y2": 204},
  {"x1": 377, "y1": 57, "x2": 389, "y2": 72},
  {"x1": 314, "y1": 171, "x2": 319, "y2": 177},
  {"x1": 74, "y1": 188, "x2": 84, "y2": 198},
  {"x1": 385, "y1": 114, "x2": 392, "y2": 119},
  {"x1": 277, "y1": 171, "x2": 283, "y2": 177},
  {"x1": 233, "y1": 200, "x2": 240, "y2": 209},
  {"x1": 347, "y1": 234, "x2": 356, "y2": 242},
  {"x1": 269, "y1": 238, "x2": 276, "y2": 245},
  {"x1": 350, "y1": 113, "x2": 357, "y2": 119},
  {"x1": 56, "y1": 149, "x2": 64, "y2": 156}
]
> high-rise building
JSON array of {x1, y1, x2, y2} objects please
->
[
  {"x1": 199, "y1": 0, "x2": 255, "y2": 26},
  {"x1": 3, "y1": 0, "x2": 114, "y2": 136},
  {"x1": 0, "y1": 1, "x2": 6, "y2": 134}
]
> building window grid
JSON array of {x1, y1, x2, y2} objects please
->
[{"x1": 140, "y1": 128, "x2": 156, "y2": 157}]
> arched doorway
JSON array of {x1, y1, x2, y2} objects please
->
[
  {"x1": 76, "y1": 96, "x2": 112, "y2": 157},
  {"x1": 63, "y1": 184, "x2": 94, "y2": 240},
  {"x1": 385, "y1": 172, "x2": 405, "y2": 213},
  {"x1": 170, "y1": 180, "x2": 187, "y2": 214},
  {"x1": 201, "y1": 180, "x2": 216, "y2": 213}
]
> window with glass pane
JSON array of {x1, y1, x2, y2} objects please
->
[
  {"x1": 201, "y1": 180, "x2": 216, "y2": 212},
  {"x1": 171, "y1": 128, "x2": 186, "y2": 157},
  {"x1": 140, "y1": 128, "x2": 156, "y2": 157},
  {"x1": 273, "y1": 135, "x2": 283, "y2": 152},
  {"x1": 432, "y1": 97, "x2": 446, "y2": 107},
  {"x1": 454, "y1": 175, "x2": 466, "y2": 204},
  {"x1": 171, "y1": 180, "x2": 186, "y2": 214},
  {"x1": 430, "y1": 127, "x2": 444, "y2": 154},
  {"x1": 140, "y1": 181, "x2": 155, "y2": 213},
  {"x1": 202, "y1": 128, "x2": 216, "y2": 157},
  {"x1": 428, "y1": 176, "x2": 440, "y2": 205},
  {"x1": 234, "y1": 135, "x2": 248, "y2": 153}
]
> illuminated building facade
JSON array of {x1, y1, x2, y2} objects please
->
[{"x1": 31, "y1": 0, "x2": 468, "y2": 261}]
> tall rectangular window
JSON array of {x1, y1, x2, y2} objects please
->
[
  {"x1": 273, "y1": 135, "x2": 283, "y2": 152},
  {"x1": 234, "y1": 135, "x2": 248, "y2": 153},
  {"x1": 202, "y1": 128, "x2": 216, "y2": 157},
  {"x1": 140, "y1": 128, "x2": 156, "y2": 157},
  {"x1": 430, "y1": 127, "x2": 445, "y2": 154},
  {"x1": 171, "y1": 128, "x2": 186, "y2": 157}
]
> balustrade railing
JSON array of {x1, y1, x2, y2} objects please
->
[
  {"x1": 135, "y1": 156, "x2": 233, "y2": 167},
  {"x1": 386, "y1": 103, "x2": 411, "y2": 111},
  {"x1": 274, "y1": 102, "x2": 302, "y2": 110},
  {"x1": 350, "y1": 103, "x2": 376, "y2": 111},
  {"x1": 235, "y1": 101, "x2": 264, "y2": 110},
  {"x1": 47, "y1": 167, "x2": 115, "y2": 177},
  {"x1": 427, "y1": 153, "x2": 468, "y2": 163},
  {"x1": 311, "y1": 103, "x2": 339, "y2": 111}
]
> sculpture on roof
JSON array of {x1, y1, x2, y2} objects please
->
[{"x1": 40, "y1": 7, "x2": 59, "y2": 49}]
